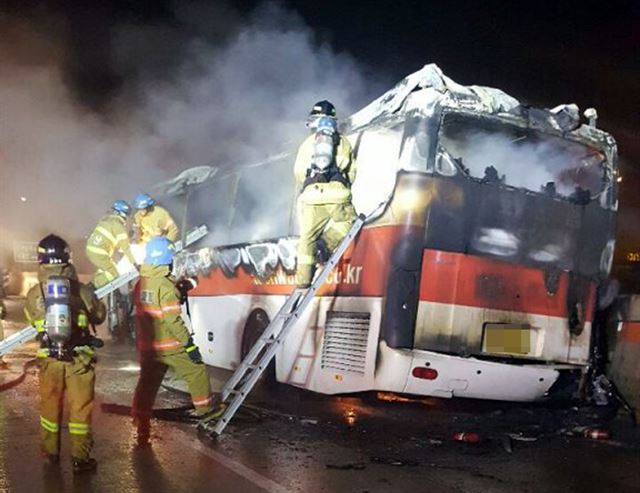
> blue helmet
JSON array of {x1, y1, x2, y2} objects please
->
[
  {"x1": 133, "y1": 193, "x2": 155, "y2": 210},
  {"x1": 112, "y1": 199, "x2": 131, "y2": 217},
  {"x1": 316, "y1": 116, "x2": 337, "y2": 135},
  {"x1": 145, "y1": 236, "x2": 175, "y2": 265}
]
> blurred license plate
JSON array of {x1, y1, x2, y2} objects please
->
[{"x1": 483, "y1": 324, "x2": 532, "y2": 356}]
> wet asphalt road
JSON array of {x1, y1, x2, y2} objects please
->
[{"x1": 1, "y1": 297, "x2": 639, "y2": 493}]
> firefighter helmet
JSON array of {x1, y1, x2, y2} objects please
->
[
  {"x1": 112, "y1": 200, "x2": 132, "y2": 217},
  {"x1": 144, "y1": 236, "x2": 175, "y2": 266},
  {"x1": 133, "y1": 193, "x2": 155, "y2": 210},
  {"x1": 37, "y1": 234, "x2": 70, "y2": 265},
  {"x1": 309, "y1": 100, "x2": 336, "y2": 118}
]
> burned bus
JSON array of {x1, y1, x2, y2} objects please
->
[{"x1": 170, "y1": 64, "x2": 618, "y2": 402}]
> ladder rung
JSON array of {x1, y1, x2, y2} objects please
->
[{"x1": 227, "y1": 389, "x2": 250, "y2": 398}]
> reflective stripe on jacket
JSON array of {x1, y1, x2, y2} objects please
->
[{"x1": 134, "y1": 264, "x2": 189, "y2": 354}]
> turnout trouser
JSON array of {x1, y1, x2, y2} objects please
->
[
  {"x1": 39, "y1": 357, "x2": 95, "y2": 460},
  {"x1": 296, "y1": 201, "x2": 356, "y2": 285},
  {"x1": 132, "y1": 350, "x2": 213, "y2": 419},
  {"x1": 86, "y1": 250, "x2": 119, "y2": 289}
]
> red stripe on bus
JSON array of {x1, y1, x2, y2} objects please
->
[
  {"x1": 190, "y1": 225, "x2": 595, "y2": 323},
  {"x1": 419, "y1": 250, "x2": 595, "y2": 320},
  {"x1": 620, "y1": 322, "x2": 640, "y2": 344},
  {"x1": 191, "y1": 225, "x2": 407, "y2": 298}
]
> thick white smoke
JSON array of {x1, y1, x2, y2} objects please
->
[
  {"x1": 0, "y1": 2, "x2": 381, "y2": 260},
  {"x1": 440, "y1": 128, "x2": 606, "y2": 198}
]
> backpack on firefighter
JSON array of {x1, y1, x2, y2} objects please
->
[{"x1": 302, "y1": 116, "x2": 350, "y2": 190}]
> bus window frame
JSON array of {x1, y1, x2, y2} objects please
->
[
  {"x1": 398, "y1": 108, "x2": 442, "y2": 174},
  {"x1": 434, "y1": 108, "x2": 616, "y2": 208}
]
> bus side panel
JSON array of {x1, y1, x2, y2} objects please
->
[
  {"x1": 190, "y1": 295, "x2": 253, "y2": 369},
  {"x1": 190, "y1": 294, "x2": 287, "y2": 370},
  {"x1": 276, "y1": 296, "x2": 383, "y2": 395},
  {"x1": 379, "y1": 226, "x2": 424, "y2": 349}
]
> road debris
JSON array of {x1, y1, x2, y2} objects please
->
[
  {"x1": 452, "y1": 432, "x2": 481, "y2": 444},
  {"x1": 325, "y1": 462, "x2": 366, "y2": 470},
  {"x1": 370, "y1": 456, "x2": 419, "y2": 467},
  {"x1": 584, "y1": 428, "x2": 611, "y2": 440},
  {"x1": 506, "y1": 433, "x2": 538, "y2": 442},
  {"x1": 500, "y1": 435, "x2": 513, "y2": 454}
]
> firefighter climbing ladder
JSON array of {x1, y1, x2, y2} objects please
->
[
  {"x1": 206, "y1": 213, "x2": 367, "y2": 436},
  {"x1": 0, "y1": 225, "x2": 208, "y2": 357}
]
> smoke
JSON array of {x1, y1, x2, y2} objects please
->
[
  {"x1": 440, "y1": 125, "x2": 606, "y2": 198},
  {"x1": 0, "y1": 2, "x2": 381, "y2": 255}
]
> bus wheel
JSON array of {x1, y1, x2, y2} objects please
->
[{"x1": 241, "y1": 309, "x2": 276, "y2": 383}]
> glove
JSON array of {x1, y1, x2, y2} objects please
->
[
  {"x1": 74, "y1": 345, "x2": 96, "y2": 366},
  {"x1": 176, "y1": 277, "x2": 198, "y2": 304},
  {"x1": 185, "y1": 337, "x2": 203, "y2": 363},
  {"x1": 36, "y1": 331, "x2": 50, "y2": 346}
]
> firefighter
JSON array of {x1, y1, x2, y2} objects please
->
[
  {"x1": 86, "y1": 200, "x2": 136, "y2": 289},
  {"x1": 24, "y1": 234, "x2": 106, "y2": 473},
  {"x1": 294, "y1": 101, "x2": 357, "y2": 287},
  {"x1": 132, "y1": 236, "x2": 219, "y2": 444},
  {"x1": 132, "y1": 193, "x2": 179, "y2": 244}
]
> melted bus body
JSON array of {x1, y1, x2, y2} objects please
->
[{"x1": 174, "y1": 65, "x2": 618, "y2": 402}]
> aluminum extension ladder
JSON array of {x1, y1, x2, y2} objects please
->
[
  {"x1": 0, "y1": 225, "x2": 208, "y2": 357},
  {"x1": 206, "y1": 213, "x2": 367, "y2": 436}
]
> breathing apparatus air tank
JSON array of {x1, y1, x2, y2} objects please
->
[
  {"x1": 44, "y1": 276, "x2": 72, "y2": 358},
  {"x1": 310, "y1": 116, "x2": 337, "y2": 175}
]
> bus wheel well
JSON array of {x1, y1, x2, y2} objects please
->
[
  {"x1": 240, "y1": 308, "x2": 276, "y2": 383},
  {"x1": 241, "y1": 308, "x2": 271, "y2": 359}
]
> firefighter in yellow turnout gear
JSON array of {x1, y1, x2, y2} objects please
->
[
  {"x1": 86, "y1": 200, "x2": 136, "y2": 288},
  {"x1": 25, "y1": 235, "x2": 106, "y2": 474},
  {"x1": 294, "y1": 101, "x2": 357, "y2": 287},
  {"x1": 132, "y1": 236, "x2": 216, "y2": 444},
  {"x1": 132, "y1": 193, "x2": 179, "y2": 244}
]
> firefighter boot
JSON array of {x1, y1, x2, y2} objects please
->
[
  {"x1": 196, "y1": 403, "x2": 228, "y2": 435},
  {"x1": 199, "y1": 402, "x2": 227, "y2": 423},
  {"x1": 72, "y1": 457, "x2": 97, "y2": 474}
]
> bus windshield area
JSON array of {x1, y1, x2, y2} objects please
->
[{"x1": 437, "y1": 113, "x2": 609, "y2": 204}]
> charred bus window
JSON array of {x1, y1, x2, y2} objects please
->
[
  {"x1": 438, "y1": 112, "x2": 609, "y2": 202},
  {"x1": 185, "y1": 172, "x2": 237, "y2": 247},
  {"x1": 184, "y1": 153, "x2": 295, "y2": 247},
  {"x1": 229, "y1": 154, "x2": 295, "y2": 244}
]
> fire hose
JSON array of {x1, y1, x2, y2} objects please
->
[{"x1": 0, "y1": 358, "x2": 38, "y2": 393}]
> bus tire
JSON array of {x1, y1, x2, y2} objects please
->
[{"x1": 240, "y1": 309, "x2": 276, "y2": 384}]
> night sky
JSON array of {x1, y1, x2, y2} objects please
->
[
  {"x1": 2, "y1": 0, "x2": 639, "y2": 274},
  {"x1": 6, "y1": 1, "x2": 637, "y2": 179}
]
